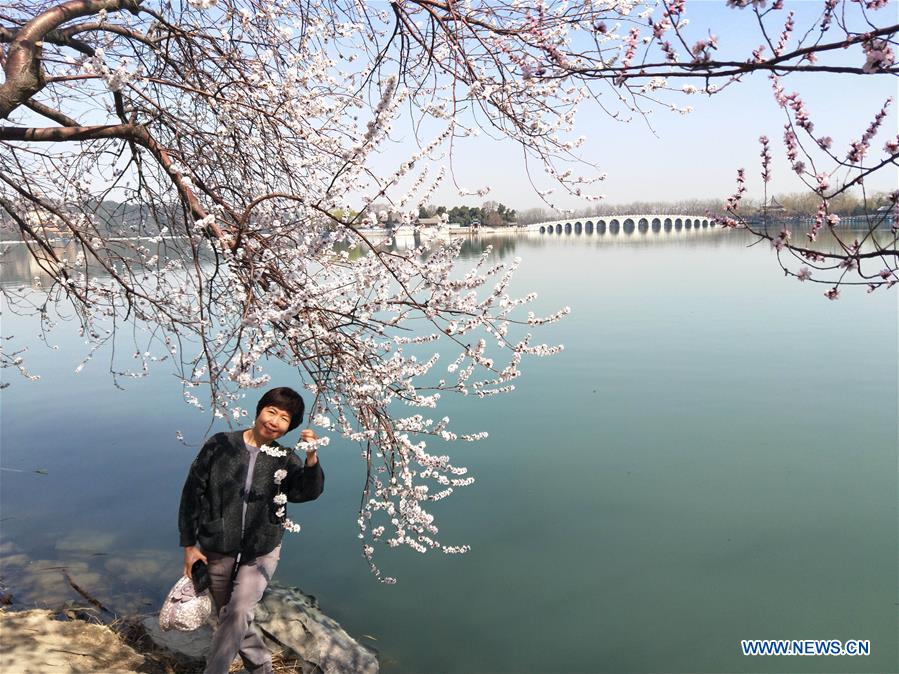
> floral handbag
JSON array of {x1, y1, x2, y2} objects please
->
[{"x1": 158, "y1": 562, "x2": 213, "y2": 631}]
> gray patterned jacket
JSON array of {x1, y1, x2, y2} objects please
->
[{"x1": 178, "y1": 431, "x2": 324, "y2": 558}]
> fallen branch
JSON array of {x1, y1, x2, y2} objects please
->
[{"x1": 62, "y1": 570, "x2": 113, "y2": 616}]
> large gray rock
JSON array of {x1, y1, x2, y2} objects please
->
[
  {"x1": 140, "y1": 615, "x2": 213, "y2": 665},
  {"x1": 142, "y1": 582, "x2": 378, "y2": 674},
  {"x1": 256, "y1": 584, "x2": 379, "y2": 674}
]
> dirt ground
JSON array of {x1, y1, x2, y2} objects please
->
[{"x1": 0, "y1": 609, "x2": 148, "y2": 673}]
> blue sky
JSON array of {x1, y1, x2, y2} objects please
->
[
  {"x1": 13, "y1": 0, "x2": 895, "y2": 213},
  {"x1": 383, "y1": 0, "x2": 899, "y2": 210}
]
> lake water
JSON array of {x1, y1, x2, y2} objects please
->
[{"x1": 1, "y1": 226, "x2": 896, "y2": 673}]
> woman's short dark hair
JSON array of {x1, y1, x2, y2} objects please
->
[{"x1": 256, "y1": 387, "x2": 305, "y2": 432}]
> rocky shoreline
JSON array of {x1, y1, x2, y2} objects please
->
[
  {"x1": 0, "y1": 538, "x2": 379, "y2": 673},
  {"x1": 0, "y1": 582, "x2": 378, "y2": 674}
]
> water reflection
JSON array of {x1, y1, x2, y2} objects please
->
[
  {"x1": 0, "y1": 236, "x2": 199, "y2": 289},
  {"x1": 0, "y1": 538, "x2": 177, "y2": 614}
]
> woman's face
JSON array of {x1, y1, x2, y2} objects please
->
[{"x1": 254, "y1": 405, "x2": 292, "y2": 442}]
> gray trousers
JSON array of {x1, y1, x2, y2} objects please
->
[{"x1": 204, "y1": 545, "x2": 280, "y2": 674}]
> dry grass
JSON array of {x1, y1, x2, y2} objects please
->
[{"x1": 113, "y1": 616, "x2": 308, "y2": 674}]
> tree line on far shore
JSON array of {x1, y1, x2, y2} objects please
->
[
  {"x1": 4, "y1": 190, "x2": 891, "y2": 243},
  {"x1": 514, "y1": 191, "x2": 895, "y2": 225},
  {"x1": 408, "y1": 190, "x2": 895, "y2": 227}
]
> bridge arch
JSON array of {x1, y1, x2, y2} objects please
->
[
  {"x1": 609, "y1": 219, "x2": 620, "y2": 234},
  {"x1": 574, "y1": 221, "x2": 582, "y2": 234},
  {"x1": 623, "y1": 218, "x2": 635, "y2": 234},
  {"x1": 664, "y1": 218, "x2": 672, "y2": 231},
  {"x1": 685, "y1": 218, "x2": 693, "y2": 229},
  {"x1": 638, "y1": 218, "x2": 649, "y2": 233},
  {"x1": 675, "y1": 218, "x2": 683, "y2": 230},
  {"x1": 585, "y1": 220, "x2": 594, "y2": 233},
  {"x1": 555, "y1": 223, "x2": 562, "y2": 234},
  {"x1": 652, "y1": 218, "x2": 661, "y2": 232}
]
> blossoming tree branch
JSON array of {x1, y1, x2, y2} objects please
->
[{"x1": 1, "y1": 0, "x2": 896, "y2": 579}]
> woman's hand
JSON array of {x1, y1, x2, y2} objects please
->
[
  {"x1": 300, "y1": 429, "x2": 318, "y2": 466},
  {"x1": 183, "y1": 545, "x2": 208, "y2": 578}
]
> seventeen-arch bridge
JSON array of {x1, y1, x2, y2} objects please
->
[{"x1": 526, "y1": 214, "x2": 717, "y2": 236}]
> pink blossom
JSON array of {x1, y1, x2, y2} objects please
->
[
  {"x1": 660, "y1": 41, "x2": 678, "y2": 63},
  {"x1": 770, "y1": 229, "x2": 791, "y2": 251},
  {"x1": 621, "y1": 28, "x2": 641, "y2": 68},
  {"x1": 824, "y1": 287, "x2": 840, "y2": 300},
  {"x1": 726, "y1": 168, "x2": 747, "y2": 212},
  {"x1": 774, "y1": 12, "x2": 794, "y2": 56},
  {"x1": 803, "y1": 250, "x2": 827, "y2": 263},
  {"x1": 797, "y1": 266, "x2": 812, "y2": 281},
  {"x1": 808, "y1": 202, "x2": 827, "y2": 241},
  {"x1": 784, "y1": 92, "x2": 814, "y2": 133},
  {"x1": 863, "y1": 39, "x2": 895, "y2": 73},
  {"x1": 847, "y1": 98, "x2": 892, "y2": 162},
  {"x1": 847, "y1": 141, "x2": 868, "y2": 162},
  {"x1": 665, "y1": 0, "x2": 686, "y2": 18},
  {"x1": 759, "y1": 135, "x2": 772, "y2": 183},
  {"x1": 820, "y1": 0, "x2": 838, "y2": 31},
  {"x1": 770, "y1": 75, "x2": 788, "y2": 107},
  {"x1": 650, "y1": 17, "x2": 671, "y2": 40},
  {"x1": 691, "y1": 40, "x2": 708, "y2": 62},
  {"x1": 714, "y1": 215, "x2": 742, "y2": 228},
  {"x1": 783, "y1": 126, "x2": 799, "y2": 163}
]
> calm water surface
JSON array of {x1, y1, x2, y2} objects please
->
[{"x1": 1, "y1": 227, "x2": 896, "y2": 673}]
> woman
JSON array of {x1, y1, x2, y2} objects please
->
[{"x1": 178, "y1": 387, "x2": 325, "y2": 674}]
